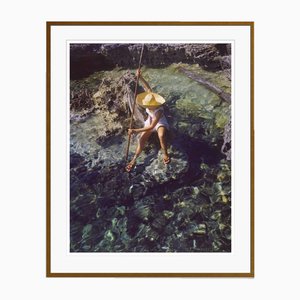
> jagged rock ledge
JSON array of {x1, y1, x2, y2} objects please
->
[{"x1": 70, "y1": 43, "x2": 231, "y2": 80}]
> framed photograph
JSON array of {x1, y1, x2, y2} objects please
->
[{"x1": 46, "y1": 21, "x2": 254, "y2": 277}]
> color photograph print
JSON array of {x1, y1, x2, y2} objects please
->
[{"x1": 69, "y1": 43, "x2": 232, "y2": 253}]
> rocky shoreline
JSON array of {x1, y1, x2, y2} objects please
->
[{"x1": 70, "y1": 43, "x2": 231, "y2": 80}]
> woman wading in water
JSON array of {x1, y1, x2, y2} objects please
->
[{"x1": 125, "y1": 69, "x2": 170, "y2": 172}]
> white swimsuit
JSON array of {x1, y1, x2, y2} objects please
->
[{"x1": 144, "y1": 107, "x2": 170, "y2": 132}]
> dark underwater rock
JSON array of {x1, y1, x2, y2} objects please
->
[
  {"x1": 70, "y1": 153, "x2": 85, "y2": 168},
  {"x1": 129, "y1": 183, "x2": 146, "y2": 201},
  {"x1": 133, "y1": 203, "x2": 151, "y2": 221}
]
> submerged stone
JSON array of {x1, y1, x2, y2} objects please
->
[
  {"x1": 133, "y1": 204, "x2": 151, "y2": 221},
  {"x1": 82, "y1": 224, "x2": 92, "y2": 239},
  {"x1": 151, "y1": 215, "x2": 167, "y2": 231},
  {"x1": 129, "y1": 183, "x2": 146, "y2": 200},
  {"x1": 163, "y1": 210, "x2": 174, "y2": 219},
  {"x1": 193, "y1": 224, "x2": 207, "y2": 235}
]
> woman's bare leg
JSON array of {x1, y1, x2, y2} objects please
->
[
  {"x1": 157, "y1": 126, "x2": 170, "y2": 163},
  {"x1": 127, "y1": 130, "x2": 153, "y2": 167}
]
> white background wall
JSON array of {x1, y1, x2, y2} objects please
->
[{"x1": 0, "y1": 1, "x2": 299, "y2": 299}]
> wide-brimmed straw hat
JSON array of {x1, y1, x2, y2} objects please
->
[{"x1": 136, "y1": 91, "x2": 166, "y2": 108}]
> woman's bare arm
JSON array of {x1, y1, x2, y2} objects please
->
[
  {"x1": 139, "y1": 75, "x2": 152, "y2": 92},
  {"x1": 136, "y1": 69, "x2": 152, "y2": 92}
]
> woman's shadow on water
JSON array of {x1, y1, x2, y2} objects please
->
[{"x1": 140, "y1": 124, "x2": 223, "y2": 178}]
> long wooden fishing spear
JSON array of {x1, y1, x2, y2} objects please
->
[{"x1": 125, "y1": 44, "x2": 145, "y2": 163}]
